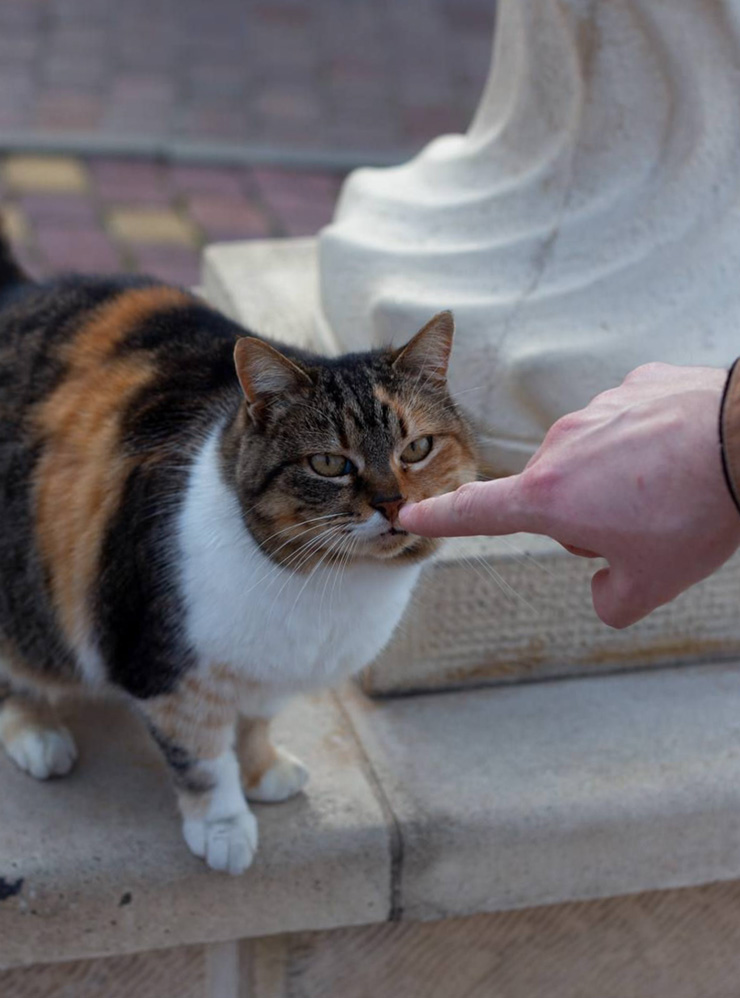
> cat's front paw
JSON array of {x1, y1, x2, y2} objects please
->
[
  {"x1": 245, "y1": 748, "x2": 309, "y2": 803},
  {"x1": 182, "y1": 809, "x2": 258, "y2": 875},
  {"x1": 6, "y1": 726, "x2": 78, "y2": 780}
]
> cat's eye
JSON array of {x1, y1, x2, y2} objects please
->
[
  {"x1": 401, "y1": 435, "x2": 433, "y2": 465},
  {"x1": 308, "y1": 453, "x2": 354, "y2": 478}
]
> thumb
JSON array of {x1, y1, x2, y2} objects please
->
[
  {"x1": 591, "y1": 565, "x2": 650, "y2": 629},
  {"x1": 399, "y1": 477, "x2": 540, "y2": 538}
]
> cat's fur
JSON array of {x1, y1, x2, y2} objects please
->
[{"x1": 0, "y1": 225, "x2": 477, "y2": 873}]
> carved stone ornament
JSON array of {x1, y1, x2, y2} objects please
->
[{"x1": 318, "y1": 0, "x2": 740, "y2": 473}]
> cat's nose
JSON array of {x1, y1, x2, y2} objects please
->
[{"x1": 371, "y1": 494, "x2": 404, "y2": 522}]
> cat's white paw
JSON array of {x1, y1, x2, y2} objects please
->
[
  {"x1": 246, "y1": 749, "x2": 309, "y2": 803},
  {"x1": 6, "y1": 726, "x2": 77, "y2": 780},
  {"x1": 183, "y1": 809, "x2": 258, "y2": 875}
]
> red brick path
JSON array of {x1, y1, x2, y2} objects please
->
[
  {"x1": 1, "y1": 154, "x2": 345, "y2": 287},
  {"x1": 0, "y1": 0, "x2": 495, "y2": 161}
]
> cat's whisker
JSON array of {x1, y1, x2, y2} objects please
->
[
  {"x1": 460, "y1": 553, "x2": 539, "y2": 614},
  {"x1": 317, "y1": 533, "x2": 351, "y2": 627},
  {"x1": 323, "y1": 532, "x2": 359, "y2": 625},
  {"x1": 451, "y1": 385, "x2": 486, "y2": 399},
  {"x1": 262, "y1": 535, "x2": 338, "y2": 624},
  {"x1": 330, "y1": 534, "x2": 359, "y2": 618},
  {"x1": 495, "y1": 536, "x2": 556, "y2": 578},
  {"x1": 242, "y1": 522, "x2": 346, "y2": 598},
  {"x1": 264, "y1": 524, "x2": 347, "y2": 617},
  {"x1": 261, "y1": 530, "x2": 340, "y2": 592},
  {"x1": 318, "y1": 533, "x2": 348, "y2": 624},
  {"x1": 257, "y1": 512, "x2": 347, "y2": 549},
  {"x1": 285, "y1": 532, "x2": 345, "y2": 627},
  {"x1": 253, "y1": 515, "x2": 349, "y2": 569}
]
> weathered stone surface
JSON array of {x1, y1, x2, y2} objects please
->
[
  {"x1": 203, "y1": 238, "x2": 336, "y2": 353},
  {"x1": 0, "y1": 943, "x2": 205, "y2": 998},
  {"x1": 339, "y1": 663, "x2": 740, "y2": 922},
  {"x1": 319, "y1": 0, "x2": 740, "y2": 475},
  {"x1": 0, "y1": 692, "x2": 392, "y2": 969},
  {"x1": 366, "y1": 536, "x2": 740, "y2": 695},
  {"x1": 245, "y1": 881, "x2": 740, "y2": 998}
]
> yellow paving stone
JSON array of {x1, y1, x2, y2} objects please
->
[
  {"x1": 2, "y1": 204, "x2": 31, "y2": 244},
  {"x1": 2, "y1": 155, "x2": 89, "y2": 193},
  {"x1": 106, "y1": 208, "x2": 198, "y2": 246}
]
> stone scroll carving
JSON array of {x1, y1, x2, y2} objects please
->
[{"x1": 318, "y1": 0, "x2": 740, "y2": 473}]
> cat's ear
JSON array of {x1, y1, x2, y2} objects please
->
[
  {"x1": 392, "y1": 311, "x2": 454, "y2": 385},
  {"x1": 234, "y1": 337, "x2": 312, "y2": 418}
]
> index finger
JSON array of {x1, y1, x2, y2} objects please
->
[{"x1": 399, "y1": 476, "x2": 539, "y2": 538}]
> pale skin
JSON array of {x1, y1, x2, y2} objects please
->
[{"x1": 399, "y1": 363, "x2": 740, "y2": 629}]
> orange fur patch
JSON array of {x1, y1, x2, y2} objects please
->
[
  {"x1": 373, "y1": 385, "x2": 478, "y2": 503},
  {"x1": 143, "y1": 690, "x2": 235, "y2": 762},
  {"x1": 237, "y1": 716, "x2": 279, "y2": 790},
  {"x1": 33, "y1": 286, "x2": 191, "y2": 653}
]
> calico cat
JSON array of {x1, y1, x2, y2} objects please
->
[{"x1": 0, "y1": 223, "x2": 477, "y2": 874}]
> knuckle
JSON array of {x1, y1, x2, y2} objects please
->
[
  {"x1": 545, "y1": 412, "x2": 580, "y2": 442},
  {"x1": 451, "y1": 481, "x2": 482, "y2": 521},
  {"x1": 519, "y1": 463, "x2": 561, "y2": 506},
  {"x1": 624, "y1": 361, "x2": 669, "y2": 383}
]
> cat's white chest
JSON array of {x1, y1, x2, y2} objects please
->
[{"x1": 178, "y1": 429, "x2": 422, "y2": 688}]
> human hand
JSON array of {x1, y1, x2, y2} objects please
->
[{"x1": 399, "y1": 363, "x2": 740, "y2": 628}]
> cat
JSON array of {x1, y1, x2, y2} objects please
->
[{"x1": 0, "y1": 222, "x2": 477, "y2": 874}]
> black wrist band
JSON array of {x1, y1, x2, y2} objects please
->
[{"x1": 719, "y1": 359, "x2": 740, "y2": 515}]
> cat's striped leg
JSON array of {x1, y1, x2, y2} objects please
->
[
  {"x1": 0, "y1": 689, "x2": 77, "y2": 780},
  {"x1": 237, "y1": 715, "x2": 309, "y2": 803},
  {"x1": 141, "y1": 688, "x2": 258, "y2": 875}
]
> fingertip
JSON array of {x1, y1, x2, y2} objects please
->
[
  {"x1": 398, "y1": 494, "x2": 455, "y2": 537},
  {"x1": 398, "y1": 501, "x2": 421, "y2": 531}
]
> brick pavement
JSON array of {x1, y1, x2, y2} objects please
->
[
  {"x1": 0, "y1": 0, "x2": 495, "y2": 162},
  {"x1": 0, "y1": 154, "x2": 345, "y2": 287}
]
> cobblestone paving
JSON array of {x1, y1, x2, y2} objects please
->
[
  {"x1": 0, "y1": 0, "x2": 495, "y2": 160},
  {"x1": 1, "y1": 154, "x2": 345, "y2": 287}
]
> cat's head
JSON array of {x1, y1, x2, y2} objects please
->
[{"x1": 227, "y1": 311, "x2": 478, "y2": 568}]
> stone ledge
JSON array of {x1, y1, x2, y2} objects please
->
[
  {"x1": 339, "y1": 662, "x2": 740, "y2": 922},
  {"x1": 0, "y1": 692, "x2": 392, "y2": 970},
  {"x1": 202, "y1": 238, "x2": 337, "y2": 354},
  {"x1": 4, "y1": 664, "x2": 740, "y2": 971},
  {"x1": 366, "y1": 536, "x2": 740, "y2": 694}
]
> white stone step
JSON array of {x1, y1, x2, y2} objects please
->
[
  {"x1": 339, "y1": 662, "x2": 740, "y2": 922},
  {"x1": 0, "y1": 692, "x2": 391, "y2": 969},
  {"x1": 4, "y1": 663, "x2": 740, "y2": 969},
  {"x1": 367, "y1": 535, "x2": 740, "y2": 695},
  {"x1": 203, "y1": 237, "x2": 740, "y2": 693}
]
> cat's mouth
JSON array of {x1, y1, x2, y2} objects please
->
[
  {"x1": 375, "y1": 526, "x2": 409, "y2": 542},
  {"x1": 345, "y1": 512, "x2": 410, "y2": 545},
  {"x1": 355, "y1": 524, "x2": 416, "y2": 559}
]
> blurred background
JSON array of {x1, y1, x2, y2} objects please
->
[{"x1": 0, "y1": 0, "x2": 494, "y2": 287}]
